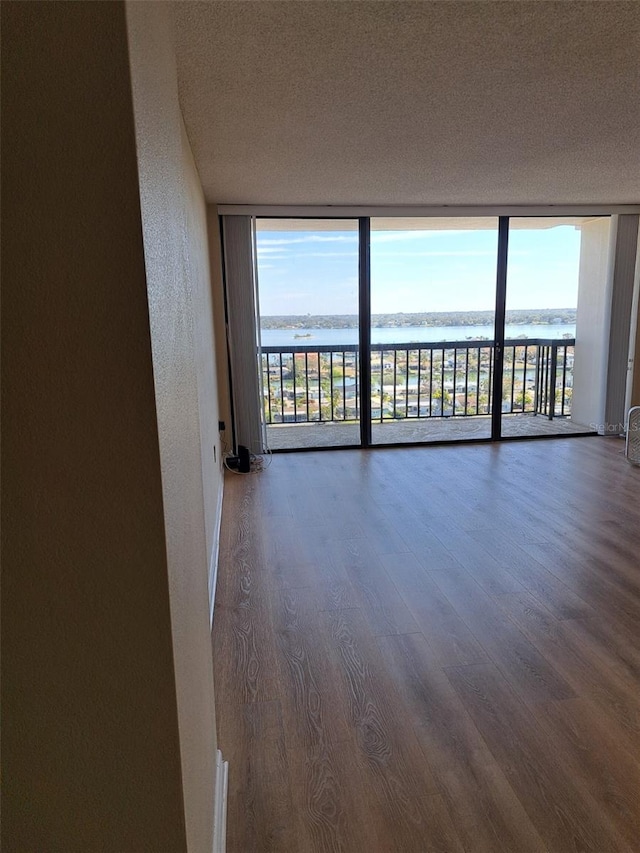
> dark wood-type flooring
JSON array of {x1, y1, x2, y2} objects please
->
[{"x1": 213, "y1": 436, "x2": 640, "y2": 852}]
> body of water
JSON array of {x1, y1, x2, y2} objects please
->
[{"x1": 261, "y1": 323, "x2": 576, "y2": 347}]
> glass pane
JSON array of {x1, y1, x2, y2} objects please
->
[
  {"x1": 255, "y1": 219, "x2": 360, "y2": 449},
  {"x1": 369, "y1": 217, "x2": 498, "y2": 444},
  {"x1": 503, "y1": 217, "x2": 609, "y2": 438}
]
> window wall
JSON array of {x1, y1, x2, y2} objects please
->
[{"x1": 227, "y1": 212, "x2": 628, "y2": 451}]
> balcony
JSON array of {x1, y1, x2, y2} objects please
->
[{"x1": 261, "y1": 339, "x2": 592, "y2": 449}]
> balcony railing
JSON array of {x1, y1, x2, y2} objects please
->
[{"x1": 260, "y1": 339, "x2": 575, "y2": 426}]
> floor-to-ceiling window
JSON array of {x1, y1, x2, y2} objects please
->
[
  {"x1": 247, "y1": 214, "x2": 614, "y2": 451},
  {"x1": 369, "y1": 217, "x2": 499, "y2": 444},
  {"x1": 255, "y1": 219, "x2": 360, "y2": 450},
  {"x1": 502, "y1": 217, "x2": 611, "y2": 437}
]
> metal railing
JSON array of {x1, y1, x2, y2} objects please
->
[{"x1": 260, "y1": 338, "x2": 575, "y2": 425}]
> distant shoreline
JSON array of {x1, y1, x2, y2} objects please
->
[{"x1": 261, "y1": 309, "x2": 576, "y2": 330}]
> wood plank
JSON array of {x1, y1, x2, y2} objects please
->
[
  {"x1": 319, "y1": 608, "x2": 467, "y2": 851},
  {"x1": 262, "y1": 522, "x2": 319, "y2": 590},
  {"x1": 289, "y1": 734, "x2": 464, "y2": 853},
  {"x1": 495, "y1": 591, "x2": 640, "y2": 751},
  {"x1": 563, "y1": 614, "x2": 640, "y2": 686},
  {"x1": 320, "y1": 608, "x2": 440, "y2": 794},
  {"x1": 446, "y1": 663, "x2": 627, "y2": 852},
  {"x1": 346, "y1": 498, "x2": 412, "y2": 555},
  {"x1": 270, "y1": 587, "x2": 352, "y2": 749},
  {"x1": 222, "y1": 701, "x2": 296, "y2": 853},
  {"x1": 375, "y1": 632, "x2": 494, "y2": 765},
  {"x1": 287, "y1": 739, "x2": 366, "y2": 853},
  {"x1": 535, "y1": 697, "x2": 640, "y2": 850},
  {"x1": 430, "y1": 759, "x2": 548, "y2": 853},
  {"x1": 380, "y1": 551, "x2": 489, "y2": 665},
  {"x1": 213, "y1": 477, "x2": 281, "y2": 709},
  {"x1": 212, "y1": 602, "x2": 280, "y2": 710},
  {"x1": 523, "y1": 539, "x2": 640, "y2": 632},
  {"x1": 467, "y1": 527, "x2": 595, "y2": 620},
  {"x1": 379, "y1": 458, "x2": 502, "y2": 534},
  {"x1": 429, "y1": 526, "x2": 526, "y2": 596},
  {"x1": 431, "y1": 564, "x2": 575, "y2": 704},
  {"x1": 297, "y1": 525, "x2": 361, "y2": 611},
  {"x1": 214, "y1": 476, "x2": 270, "y2": 610},
  {"x1": 363, "y1": 472, "x2": 466, "y2": 568},
  {"x1": 327, "y1": 537, "x2": 419, "y2": 635},
  {"x1": 376, "y1": 633, "x2": 547, "y2": 853}
]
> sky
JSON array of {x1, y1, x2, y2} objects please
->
[{"x1": 255, "y1": 223, "x2": 585, "y2": 317}]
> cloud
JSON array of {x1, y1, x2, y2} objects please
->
[
  {"x1": 374, "y1": 250, "x2": 497, "y2": 258},
  {"x1": 256, "y1": 247, "x2": 290, "y2": 257},
  {"x1": 371, "y1": 230, "x2": 466, "y2": 243},
  {"x1": 257, "y1": 234, "x2": 357, "y2": 246},
  {"x1": 303, "y1": 251, "x2": 358, "y2": 258}
]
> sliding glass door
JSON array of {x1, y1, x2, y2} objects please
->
[
  {"x1": 369, "y1": 218, "x2": 499, "y2": 444},
  {"x1": 502, "y1": 217, "x2": 611, "y2": 437},
  {"x1": 255, "y1": 219, "x2": 360, "y2": 450}
]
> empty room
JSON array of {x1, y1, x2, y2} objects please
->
[{"x1": 4, "y1": 2, "x2": 640, "y2": 852}]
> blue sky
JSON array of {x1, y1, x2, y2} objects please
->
[{"x1": 256, "y1": 224, "x2": 583, "y2": 316}]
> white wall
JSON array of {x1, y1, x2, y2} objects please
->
[
  {"x1": 127, "y1": 4, "x2": 223, "y2": 851},
  {"x1": 627, "y1": 238, "x2": 640, "y2": 410},
  {"x1": 604, "y1": 215, "x2": 640, "y2": 432},
  {"x1": 571, "y1": 218, "x2": 614, "y2": 431}
]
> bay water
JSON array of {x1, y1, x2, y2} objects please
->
[{"x1": 261, "y1": 323, "x2": 576, "y2": 347}]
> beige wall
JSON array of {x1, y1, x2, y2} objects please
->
[
  {"x1": 184, "y1": 124, "x2": 223, "y2": 574},
  {"x1": 126, "y1": 3, "x2": 221, "y2": 852},
  {"x1": 4, "y1": 2, "x2": 224, "y2": 850},
  {"x1": 2, "y1": 2, "x2": 187, "y2": 850}
]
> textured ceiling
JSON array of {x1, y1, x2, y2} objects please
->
[{"x1": 173, "y1": 1, "x2": 640, "y2": 206}]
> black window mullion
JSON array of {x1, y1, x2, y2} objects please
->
[
  {"x1": 492, "y1": 216, "x2": 509, "y2": 440},
  {"x1": 358, "y1": 217, "x2": 372, "y2": 446}
]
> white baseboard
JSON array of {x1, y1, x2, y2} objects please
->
[
  {"x1": 209, "y1": 479, "x2": 225, "y2": 628},
  {"x1": 213, "y1": 749, "x2": 229, "y2": 853}
]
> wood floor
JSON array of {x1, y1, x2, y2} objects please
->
[{"x1": 212, "y1": 436, "x2": 640, "y2": 853}]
